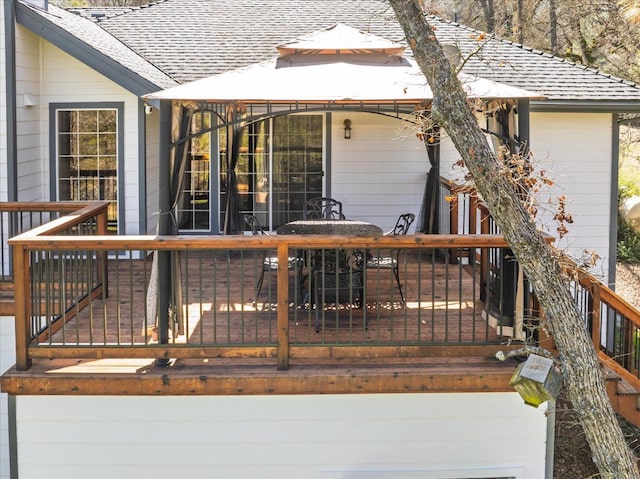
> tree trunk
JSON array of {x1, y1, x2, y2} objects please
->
[
  {"x1": 516, "y1": 0, "x2": 524, "y2": 45},
  {"x1": 548, "y1": 0, "x2": 558, "y2": 54},
  {"x1": 478, "y1": 0, "x2": 496, "y2": 32},
  {"x1": 387, "y1": 1, "x2": 639, "y2": 477}
]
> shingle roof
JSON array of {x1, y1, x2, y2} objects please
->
[
  {"x1": 93, "y1": 0, "x2": 640, "y2": 104},
  {"x1": 17, "y1": 2, "x2": 177, "y2": 92},
  {"x1": 25, "y1": 0, "x2": 640, "y2": 104}
]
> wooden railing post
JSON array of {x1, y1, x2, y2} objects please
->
[
  {"x1": 449, "y1": 190, "x2": 459, "y2": 235},
  {"x1": 479, "y1": 207, "x2": 490, "y2": 302},
  {"x1": 276, "y1": 242, "x2": 290, "y2": 370},
  {"x1": 12, "y1": 243, "x2": 32, "y2": 370},
  {"x1": 590, "y1": 282, "x2": 601, "y2": 351},
  {"x1": 96, "y1": 204, "x2": 109, "y2": 298},
  {"x1": 468, "y1": 193, "x2": 478, "y2": 235}
]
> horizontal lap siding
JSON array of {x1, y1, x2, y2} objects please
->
[
  {"x1": 530, "y1": 112, "x2": 613, "y2": 281},
  {"x1": 331, "y1": 112, "x2": 426, "y2": 233},
  {"x1": 0, "y1": 4, "x2": 6, "y2": 203},
  {"x1": 14, "y1": 393, "x2": 547, "y2": 478},
  {"x1": 0, "y1": 317, "x2": 14, "y2": 479},
  {"x1": 15, "y1": 26, "x2": 43, "y2": 202},
  {"x1": 42, "y1": 42, "x2": 142, "y2": 235},
  {"x1": 439, "y1": 111, "x2": 614, "y2": 282},
  {"x1": 145, "y1": 111, "x2": 160, "y2": 234}
]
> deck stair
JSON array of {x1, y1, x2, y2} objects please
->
[{"x1": 603, "y1": 367, "x2": 640, "y2": 429}]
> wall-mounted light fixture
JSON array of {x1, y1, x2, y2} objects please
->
[
  {"x1": 343, "y1": 119, "x2": 352, "y2": 139},
  {"x1": 23, "y1": 93, "x2": 38, "y2": 108}
]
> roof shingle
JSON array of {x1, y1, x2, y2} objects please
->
[{"x1": 27, "y1": 0, "x2": 640, "y2": 103}]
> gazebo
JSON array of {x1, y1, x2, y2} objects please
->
[{"x1": 143, "y1": 24, "x2": 542, "y2": 349}]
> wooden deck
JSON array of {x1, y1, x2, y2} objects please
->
[
  {"x1": 1, "y1": 249, "x2": 533, "y2": 396},
  {"x1": 42, "y1": 250, "x2": 508, "y2": 348}
]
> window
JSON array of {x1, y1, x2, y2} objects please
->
[
  {"x1": 56, "y1": 108, "x2": 119, "y2": 232},
  {"x1": 219, "y1": 114, "x2": 324, "y2": 233},
  {"x1": 178, "y1": 111, "x2": 212, "y2": 231}
]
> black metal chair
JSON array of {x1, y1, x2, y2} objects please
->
[
  {"x1": 302, "y1": 197, "x2": 345, "y2": 220},
  {"x1": 365, "y1": 213, "x2": 415, "y2": 303},
  {"x1": 244, "y1": 214, "x2": 303, "y2": 306}
]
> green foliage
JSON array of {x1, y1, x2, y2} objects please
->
[
  {"x1": 619, "y1": 167, "x2": 640, "y2": 200},
  {"x1": 617, "y1": 216, "x2": 640, "y2": 263}
]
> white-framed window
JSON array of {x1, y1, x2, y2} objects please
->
[{"x1": 55, "y1": 107, "x2": 120, "y2": 232}]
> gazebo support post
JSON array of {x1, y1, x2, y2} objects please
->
[{"x1": 156, "y1": 99, "x2": 173, "y2": 366}]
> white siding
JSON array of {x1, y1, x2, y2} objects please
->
[
  {"x1": 0, "y1": 4, "x2": 7, "y2": 203},
  {"x1": 145, "y1": 110, "x2": 160, "y2": 234},
  {"x1": 0, "y1": 317, "x2": 15, "y2": 479},
  {"x1": 530, "y1": 112, "x2": 613, "y2": 280},
  {"x1": 14, "y1": 392, "x2": 548, "y2": 478},
  {"x1": 1, "y1": 9, "x2": 11, "y2": 478},
  {"x1": 41, "y1": 41, "x2": 143, "y2": 235},
  {"x1": 14, "y1": 25, "x2": 43, "y2": 202},
  {"x1": 330, "y1": 112, "x2": 427, "y2": 232},
  {"x1": 438, "y1": 111, "x2": 614, "y2": 282}
]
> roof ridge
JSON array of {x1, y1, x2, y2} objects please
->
[{"x1": 67, "y1": 0, "x2": 170, "y2": 22}]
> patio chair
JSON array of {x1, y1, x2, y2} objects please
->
[
  {"x1": 303, "y1": 197, "x2": 346, "y2": 220},
  {"x1": 244, "y1": 214, "x2": 303, "y2": 306},
  {"x1": 365, "y1": 213, "x2": 415, "y2": 303}
]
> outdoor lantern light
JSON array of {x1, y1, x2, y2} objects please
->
[
  {"x1": 343, "y1": 119, "x2": 352, "y2": 139},
  {"x1": 509, "y1": 354, "x2": 562, "y2": 408}
]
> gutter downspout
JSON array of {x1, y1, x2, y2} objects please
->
[
  {"x1": 545, "y1": 399, "x2": 556, "y2": 479},
  {"x1": 608, "y1": 113, "x2": 620, "y2": 289},
  {"x1": 5, "y1": 0, "x2": 17, "y2": 201}
]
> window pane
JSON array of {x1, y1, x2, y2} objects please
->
[
  {"x1": 99, "y1": 110, "x2": 116, "y2": 129},
  {"x1": 57, "y1": 108, "x2": 118, "y2": 232},
  {"x1": 99, "y1": 133, "x2": 117, "y2": 155},
  {"x1": 78, "y1": 110, "x2": 97, "y2": 131},
  {"x1": 78, "y1": 133, "x2": 97, "y2": 155}
]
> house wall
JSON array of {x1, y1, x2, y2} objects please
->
[
  {"x1": 145, "y1": 109, "x2": 160, "y2": 234},
  {"x1": 14, "y1": 24, "x2": 42, "y2": 202},
  {"x1": 0, "y1": 317, "x2": 14, "y2": 479},
  {"x1": 529, "y1": 112, "x2": 613, "y2": 279},
  {"x1": 437, "y1": 111, "x2": 614, "y2": 282},
  {"x1": 11, "y1": 35, "x2": 144, "y2": 234},
  {"x1": 41, "y1": 40, "x2": 142, "y2": 234},
  {"x1": 1, "y1": 6, "x2": 11, "y2": 478},
  {"x1": 0, "y1": 2, "x2": 7, "y2": 203},
  {"x1": 330, "y1": 112, "x2": 427, "y2": 232},
  {"x1": 11, "y1": 392, "x2": 548, "y2": 478}
]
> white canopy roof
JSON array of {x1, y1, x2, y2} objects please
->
[
  {"x1": 145, "y1": 24, "x2": 543, "y2": 104},
  {"x1": 275, "y1": 23, "x2": 406, "y2": 56}
]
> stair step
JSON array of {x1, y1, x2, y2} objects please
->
[{"x1": 601, "y1": 366, "x2": 640, "y2": 428}]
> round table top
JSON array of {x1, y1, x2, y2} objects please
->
[{"x1": 276, "y1": 219, "x2": 383, "y2": 236}]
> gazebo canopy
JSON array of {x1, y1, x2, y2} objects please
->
[{"x1": 145, "y1": 24, "x2": 543, "y2": 104}]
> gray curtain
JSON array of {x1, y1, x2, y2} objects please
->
[
  {"x1": 418, "y1": 124, "x2": 441, "y2": 234},
  {"x1": 169, "y1": 105, "x2": 194, "y2": 335},
  {"x1": 223, "y1": 108, "x2": 244, "y2": 235}
]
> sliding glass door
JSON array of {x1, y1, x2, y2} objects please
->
[{"x1": 219, "y1": 114, "x2": 324, "y2": 233}]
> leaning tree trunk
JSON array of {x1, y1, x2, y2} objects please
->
[{"x1": 388, "y1": 1, "x2": 639, "y2": 477}]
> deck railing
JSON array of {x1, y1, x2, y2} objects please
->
[
  {"x1": 0, "y1": 202, "x2": 106, "y2": 281},
  {"x1": 5, "y1": 201, "x2": 640, "y2": 391},
  {"x1": 438, "y1": 179, "x2": 640, "y2": 388},
  {"x1": 567, "y1": 266, "x2": 640, "y2": 386}
]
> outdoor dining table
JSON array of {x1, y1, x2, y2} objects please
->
[
  {"x1": 276, "y1": 219, "x2": 383, "y2": 328},
  {"x1": 275, "y1": 219, "x2": 383, "y2": 236}
]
